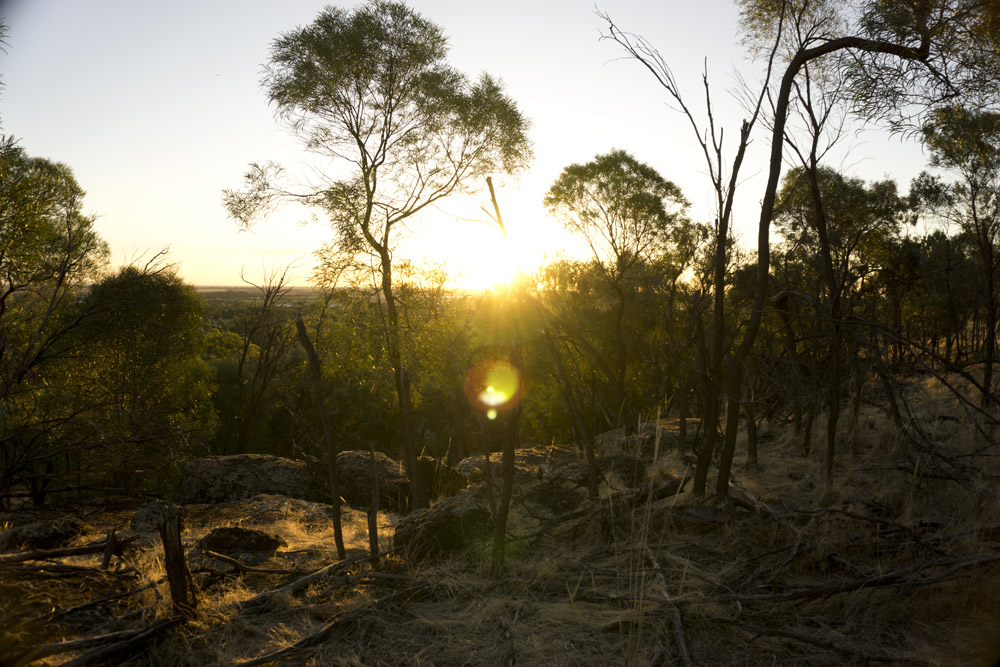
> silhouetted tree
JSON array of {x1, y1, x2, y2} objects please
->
[{"x1": 224, "y1": 0, "x2": 531, "y2": 508}]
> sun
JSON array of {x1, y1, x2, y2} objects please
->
[{"x1": 424, "y1": 221, "x2": 541, "y2": 291}]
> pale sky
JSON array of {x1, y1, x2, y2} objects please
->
[{"x1": 1, "y1": 0, "x2": 928, "y2": 288}]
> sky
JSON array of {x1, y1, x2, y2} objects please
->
[{"x1": 1, "y1": 0, "x2": 930, "y2": 288}]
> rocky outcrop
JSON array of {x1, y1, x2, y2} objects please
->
[
  {"x1": 176, "y1": 455, "x2": 324, "y2": 504},
  {"x1": 131, "y1": 500, "x2": 181, "y2": 532},
  {"x1": 393, "y1": 488, "x2": 491, "y2": 561},
  {"x1": 458, "y1": 445, "x2": 646, "y2": 491},
  {"x1": 335, "y1": 450, "x2": 409, "y2": 512},
  {"x1": 0, "y1": 517, "x2": 86, "y2": 552},
  {"x1": 595, "y1": 420, "x2": 699, "y2": 457},
  {"x1": 457, "y1": 444, "x2": 581, "y2": 485}
]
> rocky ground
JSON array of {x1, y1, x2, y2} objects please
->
[{"x1": 2, "y1": 384, "x2": 1000, "y2": 666}]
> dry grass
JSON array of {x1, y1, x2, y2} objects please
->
[{"x1": 3, "y1": 375, "x2": 1000, "y2": 665}]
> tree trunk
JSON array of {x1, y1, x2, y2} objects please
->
[
  {"x1": 295, "y1": 316, "x2": 346, "y2": 560},
  {"x1": 157, "y1": 507, "x2": 197, "y2": 618}
]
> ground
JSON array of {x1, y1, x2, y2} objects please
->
[{"x1": 1, "y1": 374, "x2": 999, "y2": 666}]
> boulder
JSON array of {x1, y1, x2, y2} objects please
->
[
  {"x1": 393, "y1": 488, "x2": 491, "y2": 561},
  {"x1": 335, "y1": 450, "x2": 409, "y2": 512},
  {"x1": 131, "y1": 500, "x2": 184, "y2": 532},
  {"x1": 0, "y1": 517, "x2": 86, "y2": 552},
  {"x1": 458, "y1": 444, "x2": 581, "y2": 485},
  {"x1": 595, "y1": 420, "x2": 700, "y2": 457},
  {"x1": 198, "y1": 526, "x2": 287, "y2": 564},
  {"x1": 177, "y1": 454, "x2": 324, "y2": 504}
]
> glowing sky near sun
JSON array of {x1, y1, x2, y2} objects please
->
[{"x1": 1, "y1": 0, "x2": 929, "y2": 287}]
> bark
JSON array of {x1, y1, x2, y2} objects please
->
[
  {"x1": 156, "y1": 508, "x2": 196, "y2": 618},
  {"x1": 295, "y1": 315, "x2": 345, "y2": 560}
]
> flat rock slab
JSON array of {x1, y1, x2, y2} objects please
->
[{"x1": 177, "y1": 454, "x2": 324, "y2": 504}]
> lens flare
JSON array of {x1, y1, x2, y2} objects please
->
[{"x1": 464, "y1": 360, "x2": 521, "y2": 418}]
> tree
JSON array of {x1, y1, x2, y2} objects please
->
[
  {"x1": 0, "y1": 142, "x2": 109, "y2": 505},
  {"x1": 224, "y1": 0, "x2": 531, "y2": 509},
  {"x1": 77, "y1": 262, "x2": 217, "y2": 494},
  {"x1": 544, "y1": 149, "x2": 689, "y2": 429},
  {"x1": 918, "y1": 107, "x2": 1000, "y2": 407},
  {"x1": 774, "y1": 167, "x2": 908, "y2": 480},
  {"x1": 605, "y1": 0, "x2": 1000, "y2": 497}
]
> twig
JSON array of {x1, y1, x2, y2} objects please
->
[{"x1": 673, "y1": 609, "x2": 694, "y2": 667}]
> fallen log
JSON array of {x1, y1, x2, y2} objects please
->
[{"x1": 0, "y1": 535, "x2": 139, "y2": 564}]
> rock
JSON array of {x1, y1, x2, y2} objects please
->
[
  {"x1": 335, "y1": 450, "x2": 409, "y2": 512},
  {"x1": 198, "y1": 526, "x2": 287, "y2": 564},
  {"x1": 417, "y1": 456, "x2": 466, "y2": 499},
  {"x1": 131, "y1": 500, "x2": 185, "y2": 532},
  {"x1": 458, "y1": 444, "x2": 581, "y2": 485},
  {"x1": 0, "y1": 517, "x2": 86, "y2": 552},
  {"x1": 393, "y1": 488, "x2": 491, "y2": 561},
  {"x1": 517, "y1": 479, "x2": 587, "y2": 518},
  {"x1": 177, "y1": 455, "x2": 324, "y2": 504},
  {"x1": 596, "y1": 421, "x2": 700, "y2": 457}
]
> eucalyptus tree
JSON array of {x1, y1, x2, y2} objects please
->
[
  {"x1": 606, "y1": 0, "x2": 1000, "y2": 497},
  {"x1": 224, "y1": 1, "x2": 531, "y2": 508},
  {"x1": 774, "y1": 167, "x2": 908, "y2": 479},
  {"x1": 544, "y1": 150, "x2": 689, "y2": 429},
  {"x1": 917, "y1": 108, "x2": 1000, "y2": 408},
  {"x1": 0, "y1": 142, "x2": 110, "y2": 505}
]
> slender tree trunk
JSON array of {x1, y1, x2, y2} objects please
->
[
  {"x1": 295, "y1": 315, "x2": 346, "y2": 560},
  {"x1": 543, "y1": 328, "x2": 600, "y2": 499},
  {"x1": 368, "y1": 440, "x2": 380, "y2": 559},
  {"x1": 378, "y1": 252, "x2": 428, "y2": 510}
]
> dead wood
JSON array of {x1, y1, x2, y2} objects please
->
[
  {"x1": 55, "y1": 618, "x2": 185, "y2": 667},
  {"x1": 712, "y1": 551, "x2": 1000, "y2": 602},
  {"x1": 0, "y1": 534, "x2": 138, "y2": 564},
  {"x1": 235, "y1": 583, "x2": 430, "y2": 666},
  {"x1": 673, "y1": 608, "x2": 694, "y2": 667},
  {"x1": 156, "y1": 507, "x2": 197, "y2": 617},
  {"x1": 202, "y1": 549, "x2": 310, "y2": 576},
  {"x1": 719, "y1": 620, "x2": 930, "y2": 665},
  {"x1": 10, "y1": 617, "x2": 182, "y2": 667},
  {"x1": 230, "y1": 552, "x2": 380, "y2": 613},
  {"x1": 48, "y1": 581, "x2": 158, "y2": 620},
  {"x1": 611, "y1": 473, "x2": 690, "y2": 524}
]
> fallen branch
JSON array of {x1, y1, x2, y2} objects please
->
[
  {"x1": 56, "y1": 618, "x2": 185, "y2": 667},
  {"x1": 202, "y1": 550, "x2": 310, "y2": 576},
  {"x1": 11, "y1": 618, "x2": 181, "y2": 667},
  {"x1": 229, "y1": 552, "x2": 383, "y2": 614},
  {"x1": 720, "y1": 620, "x2": 929, "y2": 665},
  {"x1": 48, "y1": 581, "x2": 158, "y2": 620},
  {"x1": 235, "y1": 583, "x2": 430, "y2": 666},
  {"x1": 0, "y1": 535, "x2": 139, "y2": 564}
]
